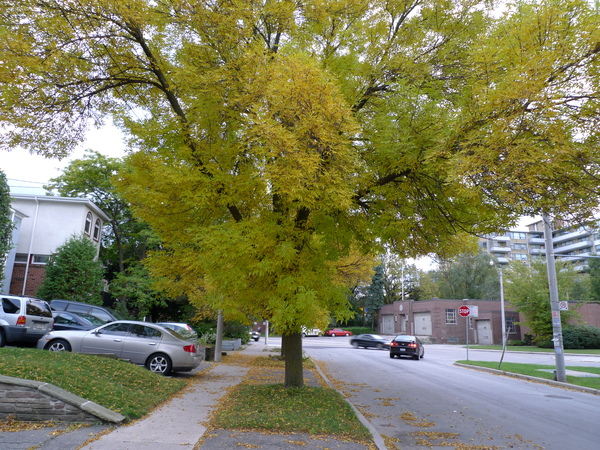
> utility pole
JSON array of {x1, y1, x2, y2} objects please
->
[{"x1": 542, "y1": 214, "x2": 566, "y2": 382}]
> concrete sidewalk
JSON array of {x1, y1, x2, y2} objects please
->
[{"x1": 80, "y1": 363, "x2": 250, "y2": 450}]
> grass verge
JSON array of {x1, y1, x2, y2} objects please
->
[
  {"x1": 469, "y1": 345, "x2": 600, "y2": 355},
  {"x1": 458, "y1": 360, "x2": 600, "y2": 390},
  {"x1": 209, "y1": 354, "x2": 372, "y2": 443},
  {"x1": 0, "y1": 347, "x2": 187, "y2": 420}
]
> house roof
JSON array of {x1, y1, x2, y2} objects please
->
[{"x1": 10, "y1": 194, "x2": 110, "y2": 222}]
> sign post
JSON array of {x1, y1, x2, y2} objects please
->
[{"x1": 458, "y1": 305, "x2": 471, "y2": 360}]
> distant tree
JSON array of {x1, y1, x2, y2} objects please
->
[
  {"x1": 109, "y1": 262, "x2": 168, "y2": 321},
  {"x1": 380, "y1": 253, "x2": 419, "y2": 302},
  {"x1": 436, "y1": 252, "x2": 499, "y2": 300},
  {"x1": 0, "y1": 170, "x2": 12, "y2": 288},
  {"x1": 412, "y1": 270, "x2": 441, "y2": 301},
  {"x1": 44, "y1": 150, "x2": 141, "y2": 273},
  {"x1": 363, "y1": 264, "x2": 385, "y2": 330},
  {"x1": 37, "y1": 235, "x2": 105, "y2": 304},
  {"x1": 587, "y1": 256, "x2": 600, "y2": 301},
  {"x1": 503, "y1": 259, "x2": 583, "y2": 345}
]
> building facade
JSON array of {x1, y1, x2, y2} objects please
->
[
  {"x1": 378, "y1": 299, "x2": 523, "y2": 345},
  {"x1": 479, "y1": 219, "x2": 600, "y2": 269},
  {"x1": 1, "y1": 194, "x2": 109, "y2": 296}
]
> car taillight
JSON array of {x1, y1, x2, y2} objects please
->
[
  {"x1": 183, "y1": 344, "x2": 197, "y2": 353},
  {"x1": 16, "y1": 316, "x2": 26, "y2": 326},
  {"x1": 390, "y1": 342, "x2": 398, "y2": 346},
  {"x1": 408, "y1": 343, "x2": 417, "y2": 348}
]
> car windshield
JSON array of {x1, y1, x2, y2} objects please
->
[
  {"x1": 394, "y1": 335, "x2": 416, "y2": 342},
  {"x1": 370, "y1": 335, "x2": 384, "y2": 340}
]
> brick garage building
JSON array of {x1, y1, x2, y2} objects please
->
[
  {"x1": 378, "y1": 299, "x2": 523, "y2": 345},
  {"x1": 379, "y1": 299, "x2": 600, "y2": 345}
]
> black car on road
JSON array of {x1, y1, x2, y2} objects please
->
[
  {"x1": 389, "y1": 335, "x2": 424, "y2": 360},
  {"x1": 349, "y1": 334, "x2": 390, "y2": 349}
]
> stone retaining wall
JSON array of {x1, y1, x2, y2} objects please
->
[{"x1": 0, "y1": 375, "x2": 125, "y2": 423}]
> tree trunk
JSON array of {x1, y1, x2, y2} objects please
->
[{"x1": 282, "y1": 332, "x2": 304, "y2": 388}]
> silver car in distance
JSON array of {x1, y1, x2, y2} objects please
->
[{"x1": 37, "y1": 320, "x2": 203, "y2": 375}]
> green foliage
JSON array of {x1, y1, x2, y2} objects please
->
[
  {"x1": 379, "y1": 253, "x2": 420, "y2": 302},
  {"x1": 109, "y1": 262, "x2": 168, "y2": 320},
  {"x1": 0, "y1": 169, "x2": 12, "y2": 286},
  {"x1": 3, "y1": 0, "x2": 600, "y2": 387},
  {"x1": 0, "y1": 347, "x2": 185, "y2": 420},
  {"x1": 436, "y1": 252, "x2": 500, "y2": 300},
  {"x1": 36, "y1": 234, "x2": 105, "y2": 304},
  {"x1": 587, "y1": 256, "x2": 600, "y2": 301},
  {"x1": 503, "y1": 259, "x2": 584, "y2": 343},
  {"x1": 563, "y1": 325, "x2": 600, "y2": 350}
]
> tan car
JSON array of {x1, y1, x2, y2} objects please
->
[{"x1": 37, "y1": 320, "x2": 203, "y2": 375}]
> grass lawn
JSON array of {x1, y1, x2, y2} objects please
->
[
  {"x1": 209, "y1": 353, "x2": 372, "y2": 443},
  {"x1": 1, "y1": 347, "x2": 371, "y2": 445},
  {"x1": 0, "y1": 347, "x2": 188, "y2": 420},
  {"x1": 457, "y1": 360, "x2": 600, "y2": 390}
]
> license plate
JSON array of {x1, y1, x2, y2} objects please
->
[
  {"x1": 400, "y1": 348, "x2": 406, "y2": 352},
  {"x1": 33, "y1": 322, "x2": 46, "y2": 330}
]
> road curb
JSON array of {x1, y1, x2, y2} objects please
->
[
  {"x1": 454, "y1": 363, "x2": 600, "y2": 396},
  {"x1": 310, "y1": 355, "x2": 387, "y2": 450}
]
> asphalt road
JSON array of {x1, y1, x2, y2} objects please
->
[{"x1": 289, "y1": 336, "x2": 600, "y2": 450}]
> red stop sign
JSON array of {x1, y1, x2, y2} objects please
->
[{"x1": 458, "y1": 305, "x2": 471, "y2": 317}]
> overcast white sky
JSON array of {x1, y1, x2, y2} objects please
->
[{"x1": 3, "y1": 121, "x2": 127, "y2": 195}]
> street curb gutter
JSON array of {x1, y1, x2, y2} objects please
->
[
  {"x1": 310, "y1": 357, "x2": 387, "y2": 450},
  {"x1": 454, "y1": 363, "x2": 600, "y2": 396}
]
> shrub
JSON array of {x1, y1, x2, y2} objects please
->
[{"x1": 563, "y1": 325, "x2": 600, "y2": 349}]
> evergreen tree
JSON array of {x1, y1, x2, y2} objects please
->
[
  {"x1": 364, "y1": 265, "x2": 385, "y2": 331},
  {"x1": 0, "y1": 170, "x2": 12, "y2": 289},
  {"x1": 37, "y1": 235, "x2": 105, "y2": 304}
]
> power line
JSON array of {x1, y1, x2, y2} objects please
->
[{"x1": 7, "y1": 178, "x2": 46, "y2": 185}]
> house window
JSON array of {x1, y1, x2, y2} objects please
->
[
  {"x1": 446, "y1": 309, "x2": 457, "y2": 324},
  {"x1": 32, "y1": 255, "x2": 51, "y2": 264},
  {"x1": 93, "y1": 219, "x2": 101, "y2": 241},
  {"x1": 84, "y1": 212, "x2": 92, "y2": 235},
  {"x1": 505, "y1": 317, "x2": 516, "y2": 333},
  {"x1": 14, "y1": 254, "x2": 28, "y2": 263}
]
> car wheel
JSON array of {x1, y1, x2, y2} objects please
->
[
  {"x1": 46, "y1": 339, "x2": 71, "y2": 352},
  {"x1": 376, "y1": 343, "x2": 383, "y2": 349},
  {"x1": 0, "y1": 329, "x2": 5, "y2": 348},
  {"x1": 420, "y1": 351, "x2": 424, "y2": 359},
  {"x1": 352, "y1": 341, "x2": 358, "y2": 348},
  {"x1": 345, "y1": 333, "x2": 350, "y2": 336},
  {"x1": 301, "y1": 333, "x2": 306, "y2": 338},
  {"x1": 389, "y1": 353, "x2": 395, "y2": 359},
  {"x1": 331, "y1": 333, "x2": 336, "y2": 337},
  {"x1": 146, "y1": 353, "x2": 172, "y2": 375}
]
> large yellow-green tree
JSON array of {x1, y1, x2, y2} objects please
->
[{"x1": 1, "y1": 0, "x2": 600, "y2": 387}]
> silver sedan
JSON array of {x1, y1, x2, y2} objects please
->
[{"x1": 37, "y1": 320, "x2": 203, "y2": 375}]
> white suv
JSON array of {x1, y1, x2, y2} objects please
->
[{"x1": 0, "y1": 295, "x2": 54, "y2": 347}]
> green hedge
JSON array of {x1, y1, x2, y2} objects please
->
[{"x1": 563, "y1": 325, "x2": 600, "y2": 349}]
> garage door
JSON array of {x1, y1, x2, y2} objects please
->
[
  {"x1": 381, "y1": 315, "x2": 395, "y2": 335},
  {"x1": 413, "y1": 312, "x2": 432, "y2": 335},
  {"x1": 476, "y1": 320, "x2": 492, "y2": 345}
]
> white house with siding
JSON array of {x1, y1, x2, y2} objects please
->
[{"x1": 1, "y1": 194, "x2": 109, "y2": 296}]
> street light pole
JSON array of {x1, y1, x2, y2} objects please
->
[
  {"x1": 490, "y1": 260, "x2": 507, "y2": 348},
  {"x1": 542, "y1": 214, "x2": 567, "y2": 382},
  {"x1": 499, "y1": 267, "x2": 506, "y2": 348}
]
